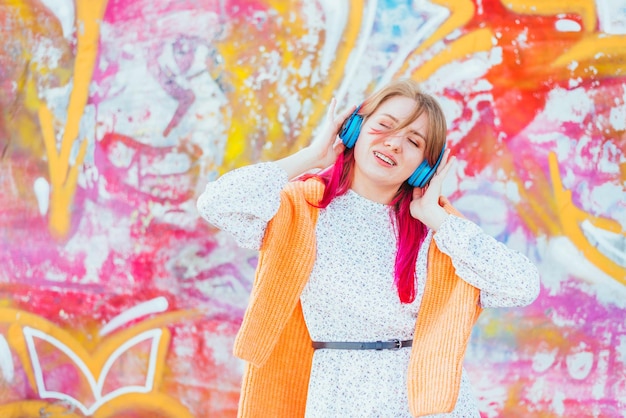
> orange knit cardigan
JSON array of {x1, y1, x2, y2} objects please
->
[{"x1": 233, "y1": 178, "x2": 483, "y2": 417}]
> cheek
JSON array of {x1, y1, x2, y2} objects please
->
[
  {"x1": 350, "y1": 141, "x2": 365, "y2": 167},
  {"x1": 352, "y1": 135, "x2": 370, "y2": 156},
  {"x1": 404, "y1": 146, "x2": 424, "y2": 164}
]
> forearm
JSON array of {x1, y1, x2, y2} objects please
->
[
  {"x1": 196, "y1": 162, "x2": 288, "y2": 249},
  {"x1": 433, "y1": 215, "x2": 540, "y2": 307},
  {"x1": 275, "y1": 146, "x2": 328, "y2": 180}
]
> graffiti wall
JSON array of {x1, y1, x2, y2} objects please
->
[{"x1": 0, "y1": 0, "x2": 624, "y2": 416}]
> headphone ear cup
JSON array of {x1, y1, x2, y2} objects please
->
[
  {"x1": 339, "y1": 107, "x2": 363, "y2": 148},
  {"x1": 407, "y1": 161, "x2": 432, "y2": 188},
  {"x1": 408, "y1": 144, "x2": 446, "y2": 187}
]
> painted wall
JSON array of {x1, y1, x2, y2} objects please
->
[{"x1": 0, "y1": 0, "x2": 624, "y2": 416}]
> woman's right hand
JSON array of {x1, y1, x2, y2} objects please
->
[
  {"x1": 306, "y1": 98, "x2": 356, "y2": 169},
  {"x1": 277, "y1": 99, "x2": 357, "y2": 179}
]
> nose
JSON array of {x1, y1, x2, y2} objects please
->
[{"x1": 383, "y1": 133, "x2": 402, "y2": 152}]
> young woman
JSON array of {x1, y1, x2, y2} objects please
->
[{"x1": 197, "y1": 79, "x2": 540, "y2": 417}]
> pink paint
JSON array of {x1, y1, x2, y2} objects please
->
[{"x1": 470, "y1": 282, "x2": 626, "y2": 415}]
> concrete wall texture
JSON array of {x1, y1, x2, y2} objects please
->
[{"x1": 0, "y1": 0, "x2": 625, "y2": 416}]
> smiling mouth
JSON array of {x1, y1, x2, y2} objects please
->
[{"x1": 374, "y1": 151, "x2": 396, "y2": 166}]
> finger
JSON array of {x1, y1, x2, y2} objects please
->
[
  {"x1": 431, "y1": 156, "x2": 454, "y2": 186},
  {"x1": 337, "y1": 103, "x2": 358, "y2": 123},
  {"x1": 412, "y1": 187, "x2": 423, "y2": 200},
  {"x1": 431, "y1": 150, "x2": 452, "y2": 179},
  {"x1": 332, "y1": 136, "x2": 345, "y2": 150},
  {"x1": 436, "y1": 149, "x2": 451, "y2": 174},
  {"x1": 327, "y1": 97, "x2": 337, "y2": 120},
  {"x1": 439, "y1": 155, "x2": 455, "y2": 177}
]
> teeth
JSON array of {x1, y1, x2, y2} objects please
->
[{"x1": 374, "y1": 151, "x2": 395, "y2": 166}]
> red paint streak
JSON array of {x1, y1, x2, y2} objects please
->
[
  {"x1": 96, "y1": 132, "x2": 202, "y2": 205},
  {"x1": 441, "y1": 0, "x2": 594, "y2": 179},
  {"x1": 451, "y1": 100, "x2": 498, "y2": 176}
]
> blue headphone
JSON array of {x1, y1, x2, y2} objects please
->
[{"x1": 338, "y1": 106, "x2": 446, "y2": 188}]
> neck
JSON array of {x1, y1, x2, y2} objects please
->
[{"x1": 350, "y1": 176, "x2": 397, "y2": 204}]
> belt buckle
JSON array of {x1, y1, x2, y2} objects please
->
[{"x1": 389, "y1": 339, "x2": 401, "y2": 350}]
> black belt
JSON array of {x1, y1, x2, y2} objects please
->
[{"x1": 312, "y1": 339, "x2": 412, "y2": 350}]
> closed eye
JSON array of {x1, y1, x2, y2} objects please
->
[{"x1": 408, "y1": 138, "x2": 421, "y2": 147}]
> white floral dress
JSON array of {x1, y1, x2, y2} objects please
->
[{"x1": 197, "y1": 162, "x2": 539, "y2": 418}]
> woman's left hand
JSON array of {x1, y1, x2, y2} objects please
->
[{"x1": 409, "y1": 149, "x2": 454, "y2": 231}]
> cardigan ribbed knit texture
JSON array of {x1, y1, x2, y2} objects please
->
[{"x1": 233, "y1": 178, "x2": 482, "y2": 417}]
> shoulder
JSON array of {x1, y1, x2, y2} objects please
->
[
  {"x1": 283, "y1": 177, "x2": 325, "y2": 205},
  {"x1": 262, "y1": 177, "x2": 324, "y2": 248}
]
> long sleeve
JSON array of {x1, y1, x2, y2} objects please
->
[
  {"x1": 432, "y1": 215, "x2": 540, "y2": 308},
  {"x1": 196, "y1": 162, "x2": 288, "y2": 250}
]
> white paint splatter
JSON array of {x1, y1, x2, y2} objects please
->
[
  {"x1": 551, "y1": 389, "x2": 566, "y2": 415},
  {"x1": 105, "y1": 141, "x2": 135, "y2": 169},
  {"x1": 542, "y1": 236, "x2": 626, "y2": 309},
  {"x1": 516, "y1": 27, "x2": 529, "y2": 47},
  {"x1": 333, "y1": 0, "x2": 378, "y2": 106},
  {"x1": 596, "y1": 0, "x2": 626, "y2": 34},
  {"x1": 527, "y1": 132, "x2": 559, "y2": 145},
  {"x1": 592, "y1": 350, "x2": 609, "y2": 399},
  {"x1": 568, "y1": 76, "x2": 583, "y2": 89},
  {"x1": 531, "y1": 347, "x2": 558, "y2": 373},
  {"x1": 581, "y1": 219, "x2": 626, "y2": 266},
  {"x1": 526, "y1": 376, "x2": 548, "y2": 406},
  {"x1": 565, "y1": 350, "x2": 593, "y2": 380},
  {"x1": 504, "y1": 180, "x2": 521, "y2": 203},
  {"x1": 32, "y1": 38, "x2": 64, "y2": 72},
  {"x1": 436, "y1": 96, "x2": 462, "y2": 128},
  {"x1": 141, "y1": 151, "x2": 191, "y2": 176},
  {"x1": 62, "y1": 199, "x2": 134, "y2": 284},
  {"x1": 470, "y1": 370, "x2": 508, "y2": 417},
  {"x1": 543, "y1": 87, "x2": 593, "y2": 124},
  {"x1": 39, "y1": 83, "x2": 72, "y2": 125},
  {"x1": 33, "y1": 177, "x2": 50, "y2": 216},
  {"x1": 616, "y1": 335, "x2": 626, "y2": 366},
  {"x1": 378, "y1": 0, "x2": 449, "y2": 87},
  {"x1": 453, "y1": 193, "x2": 508, "y2": 238},
  {"x1": 0, "y1": 335, "x2": 14, "y2": 383},
  {"x1": 609, "y1": 99, "x2": 626, "y2": 131},
  {"x1": 426, "y1": 50, "x2": 499, "y2": 91},
  {"x1": 317, "y1": 0, "x2": 349, "y2": 76},
  {"x1": 555, "y1": 19, "x2": 582, "y2": 32},
  {"x1": 39, "y1": 0, "x2": 75, "y2": 39},
  {"x1": 100, "y1": 297, "x2": 169, "y2": 336}
]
